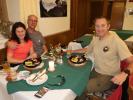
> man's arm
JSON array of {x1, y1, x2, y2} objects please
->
[
  {"x1": 66, "y1": 47, "x2": 88, "y2": 53},
  {"x1": 125, "y1": 56, "x2": 133, "y2": 74},
  {"x1": 111, "y1": 56, "x2": 133, "y2": 85}
]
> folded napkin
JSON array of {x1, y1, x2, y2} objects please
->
[{"x1": 67, "y1": 42, "x2": 82, "y2": 50}]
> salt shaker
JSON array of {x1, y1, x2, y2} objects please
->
[{"x1": 57, "y1": 55, "x2": 63, "y2": 64}]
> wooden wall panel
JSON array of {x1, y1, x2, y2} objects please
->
[
  {"x1": 44, "y1": 30, "x2": 74, "y2": 48},
  {"x1": 110, "y1": 2, "x2": 125, "y2": 29},
  {"x1": 75, "y1": 0, "x2": 89, "y2": 38}
]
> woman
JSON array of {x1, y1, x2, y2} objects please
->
[{"x1": 7, "y1": 22, "x2": 37, "y2": 67}]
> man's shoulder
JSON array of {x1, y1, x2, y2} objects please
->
[
  {"x1": 28, "y1": 30, "x2": 43, "y2": 36},
  {"x1": 35, "y1": 31, "x2": 43, "y2": 36},
  {"x1": 109, "y1": 31, "x2": 122, "y2": 40}
]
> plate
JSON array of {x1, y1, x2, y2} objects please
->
[
  {"x1": 26, "y1": 73, "x2": 48, "y2": 85},
  {"x1": 69, "y1": 55, "x2": 86, "y2": 64},
  {"x1": 68, "y1": 55, "x2": 87, "y2": 67},
  {"x1": 23, "y1": 57, "x2": 42, "y2": 68},
  {"x1": 24, "y1": 62, "x2": 44, "y2": 71}
]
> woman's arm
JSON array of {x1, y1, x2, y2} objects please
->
[
  {"x1": 27, "y1": 46, "x2": 37, "y2": 59},
  {"x1": 43, "y1": 44, "x2": 48, "y2": 54}
]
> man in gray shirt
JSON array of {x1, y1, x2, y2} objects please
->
[{"x1": 27, "y1": 15, "x2": 48, "y2": 56}]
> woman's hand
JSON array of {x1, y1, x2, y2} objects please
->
[
  {"x1": 111, "y1": 72, "x2": 128, "y2": 85},
  {"x1": 27, "y1": 53, "x2": 37, "y2": 59},
  {"x1": 7, "y1": 41, "x2": 18, "y2": 49}
]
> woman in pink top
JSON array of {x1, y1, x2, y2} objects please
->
[{"x1": 7, "y1": 22, "x2": 37, "y2": 67}]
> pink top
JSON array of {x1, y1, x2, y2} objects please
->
[{"x1": 7, "y1": 40, "x2": 33, "y2": 60}]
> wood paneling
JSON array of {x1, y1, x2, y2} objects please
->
[
  {"x1": 45, "y1": 30, "x2": 74, "y2": 47},
  {"x1": 110, "y1": 2, "x2": 125, "y2": 29},
  {"x1": 75, "y1": 0, "x2": 90, "y2": 38},
  {"x1": 89, "y1": 1, "x2": 104, "y2": 27},
  {"x1": 0, "y1": 48, "x2": 6, "y2": 64}
]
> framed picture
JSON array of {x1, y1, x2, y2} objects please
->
[{"x1": 40, "y1": 0, "x2": 67, "y2": 17}]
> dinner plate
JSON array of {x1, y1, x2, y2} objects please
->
[
  {"x1": 68, "y1": 55, "x2": 87, "y2": 67},
  {"x1": 23, "y1": 57, "x2": 42, "y2": 68},
  {"x1": 26, "y1": 73, "x2": 48, "y2": 85}
]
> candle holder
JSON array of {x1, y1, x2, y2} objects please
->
[{"x1": 48, "y1": 60, "x2": 55, "y2": 72}]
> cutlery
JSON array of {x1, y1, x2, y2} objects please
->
[
  {"x1": 31, "y1": 70, "x2": 43, "y2": 81},
  {"x1": 32, "y1": 72, "x2": 45, "y2": 82},
  {"x1": 32, "y1": 69, "x2": 46, "y2": 82}
]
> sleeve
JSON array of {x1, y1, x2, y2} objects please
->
[{"x1": 115, "y1": 36, "x2": 132, "y2": 61}]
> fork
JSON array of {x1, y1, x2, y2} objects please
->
[
  {"x1": 32, "y1": 72, "x2": 45, "y2": 82},
  {"x1": 31, "y1": 69, "x2": 43, "y2": 81}
]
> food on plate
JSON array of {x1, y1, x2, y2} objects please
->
[
  {"x1": 71, "y1": 56, "x2": 78, "y2": 63},
  {"x1": 24, "y1": 58, "x2": 42, "y2": 68},
  {"x1": 69, "y1": 55, "x2": 86, "y2": 64},
  {"x1": 25, "y1": 60, "x2": 33, "y2": 66}
]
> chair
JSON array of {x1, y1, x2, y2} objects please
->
[{"x1": 106, "y1": 60, "x2": 132, "y2": 100}]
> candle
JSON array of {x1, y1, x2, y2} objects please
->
[{"x1": 48, "y1": 60, "x2": 55, "y2": 72}]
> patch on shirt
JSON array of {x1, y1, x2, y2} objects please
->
[{"x1": 103, "y1": 46, "x2": 109, "y2": 52}]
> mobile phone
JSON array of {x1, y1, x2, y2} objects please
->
[{"x1": 34, "y1": 87, "x2": 49, "y2": 98}]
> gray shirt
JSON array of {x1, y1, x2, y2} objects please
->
[{"x1": 28, "y1": 31, "x2": 46, "y2": 56}]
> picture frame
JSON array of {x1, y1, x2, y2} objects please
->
[
  {"x1": 129, "y1": 0, "x2": 133, "y2": 2},
  {"x1": 40, "y1": 0, "x2": 67, "y2": 17}
]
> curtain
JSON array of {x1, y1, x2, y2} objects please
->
[
  {"x1": 0, "y1": 0, "x2": 9, "y2": 21},
  {"x1": 20, "y1": 0, "x2": 38, "y2": 24}
]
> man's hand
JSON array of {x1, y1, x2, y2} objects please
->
[
  {"x1": 111, "y1": 72, "x2": 128, "y2": 85},
  {"x1": 7, "y1": 41, "x2": 18, "y2": 49}
]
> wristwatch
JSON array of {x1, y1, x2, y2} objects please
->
[{"x1": 123, "y1": 69, "x2": 130, "y2": 76}]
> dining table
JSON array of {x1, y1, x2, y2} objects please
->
[{"x1": 0, "y1": 53, "x2": 93, "y2": 100}]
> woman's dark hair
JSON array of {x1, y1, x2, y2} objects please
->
[{"x1": 10, "y1": 22, "x2": 30, "y2": 44}]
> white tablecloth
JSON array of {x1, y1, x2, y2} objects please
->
[
  {"x1": 0, "y1": 35, "x2": 8, "y2": 49},
  {"x1": 0, "y1": 73, "x2": 76, "y2": 100}
]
